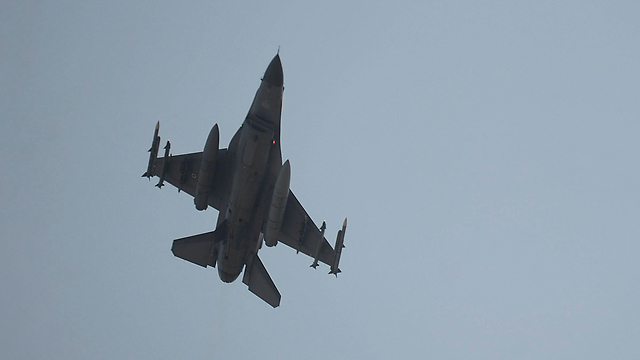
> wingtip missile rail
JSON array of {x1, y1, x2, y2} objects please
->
[
  {"x1": 329, "y1": 218, "x2": 347, "y2": 276},
  {"x1": 142, "y1": 121, "x2": 161, "y2": 178}
]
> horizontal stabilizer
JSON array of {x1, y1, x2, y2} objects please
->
[
  {"x1": 243, "y1": 255, "x2": 281, "y2": 307},
  {"x1": 171, "y1": 231, "x2": 222, "y2": 268}
]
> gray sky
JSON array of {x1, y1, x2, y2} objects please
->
[{"x1": 2, "y1": 1, "x2": 639, "y2": 359}]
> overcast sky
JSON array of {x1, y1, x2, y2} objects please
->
[{"x1": 2, "y1": 1, "x2": 639, "y2": 359}]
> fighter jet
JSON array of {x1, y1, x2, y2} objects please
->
[{"x1": 142, "y1": 54, "x2": 346, "y2": 307}]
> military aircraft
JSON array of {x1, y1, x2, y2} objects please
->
[{"x1": 142, "y1": 54, "x2": 346, "y2": 307}]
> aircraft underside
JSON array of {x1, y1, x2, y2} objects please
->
[{"x1": 143, "y1": 54, "x2": 346, "y2": 307}]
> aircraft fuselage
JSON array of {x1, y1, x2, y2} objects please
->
[{"x1": 214, "y1": 58, "x2": 284, "y2": 282}]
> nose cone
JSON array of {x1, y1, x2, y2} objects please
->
[{"x1": 262, "y1": 54, "x2": 283, "y2": 86}]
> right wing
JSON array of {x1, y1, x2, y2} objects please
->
[
  {"x1": 151, "y1": 149, "x2": 230, "y2": 211},
  {"x1": 276, "y1": 191, "x2": 336, "y2": 267}
]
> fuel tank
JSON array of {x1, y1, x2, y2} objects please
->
[
  {"x1": 264, "y1": 160, "x2": 291, "y2": 246},
  {"x1": 194, "y1": 124, "x2": 220, "y2": 210}
]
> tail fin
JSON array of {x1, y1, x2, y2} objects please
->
[{"x1": 242, "y1": 254, "x2": 281, "y2": 307}]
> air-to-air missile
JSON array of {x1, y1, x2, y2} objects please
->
[
  {"x1": 142, "y1": 121, "x2": 161, "y2": 179},
  {"x1": 155, "y1": 140, "x2": 171, "y2": 188},
  {"x1": 329, "y1": 218, "x2": 347, "y2": 276},
  {"x1": 310, "y1": 221, "x2": 327, "y2": 268}
]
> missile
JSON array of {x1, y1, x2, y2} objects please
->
[
  {"x1": 142, "y1": 121, "x2": 161, "y2": 178},
  {"x1": 155, "y1": 140, "x2": 171, "y2": 188},
  {"x1": 329, "y1": 218, "x2": 347, "y2": 276},
  {"x1": 310, "y1": 221, "x2": 326, "y2": 268}
]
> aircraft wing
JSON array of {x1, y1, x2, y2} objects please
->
[
  {"x1": 276, "y1": 191, "x2": 335, "y2": 266},
  {"x1": 151, "y1": 150, "x2": 230, "y2": 211}
]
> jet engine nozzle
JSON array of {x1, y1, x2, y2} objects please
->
[{"x1": 218, "y1": 267, "x2": 240, "y2": 283}]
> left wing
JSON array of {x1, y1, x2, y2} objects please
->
[
  {"x1": 276, "y1": 191, "x2": 336, "y2": 267},
  {"x1": 150, "y1": 150, "x2": 230, "y2": 211}
]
